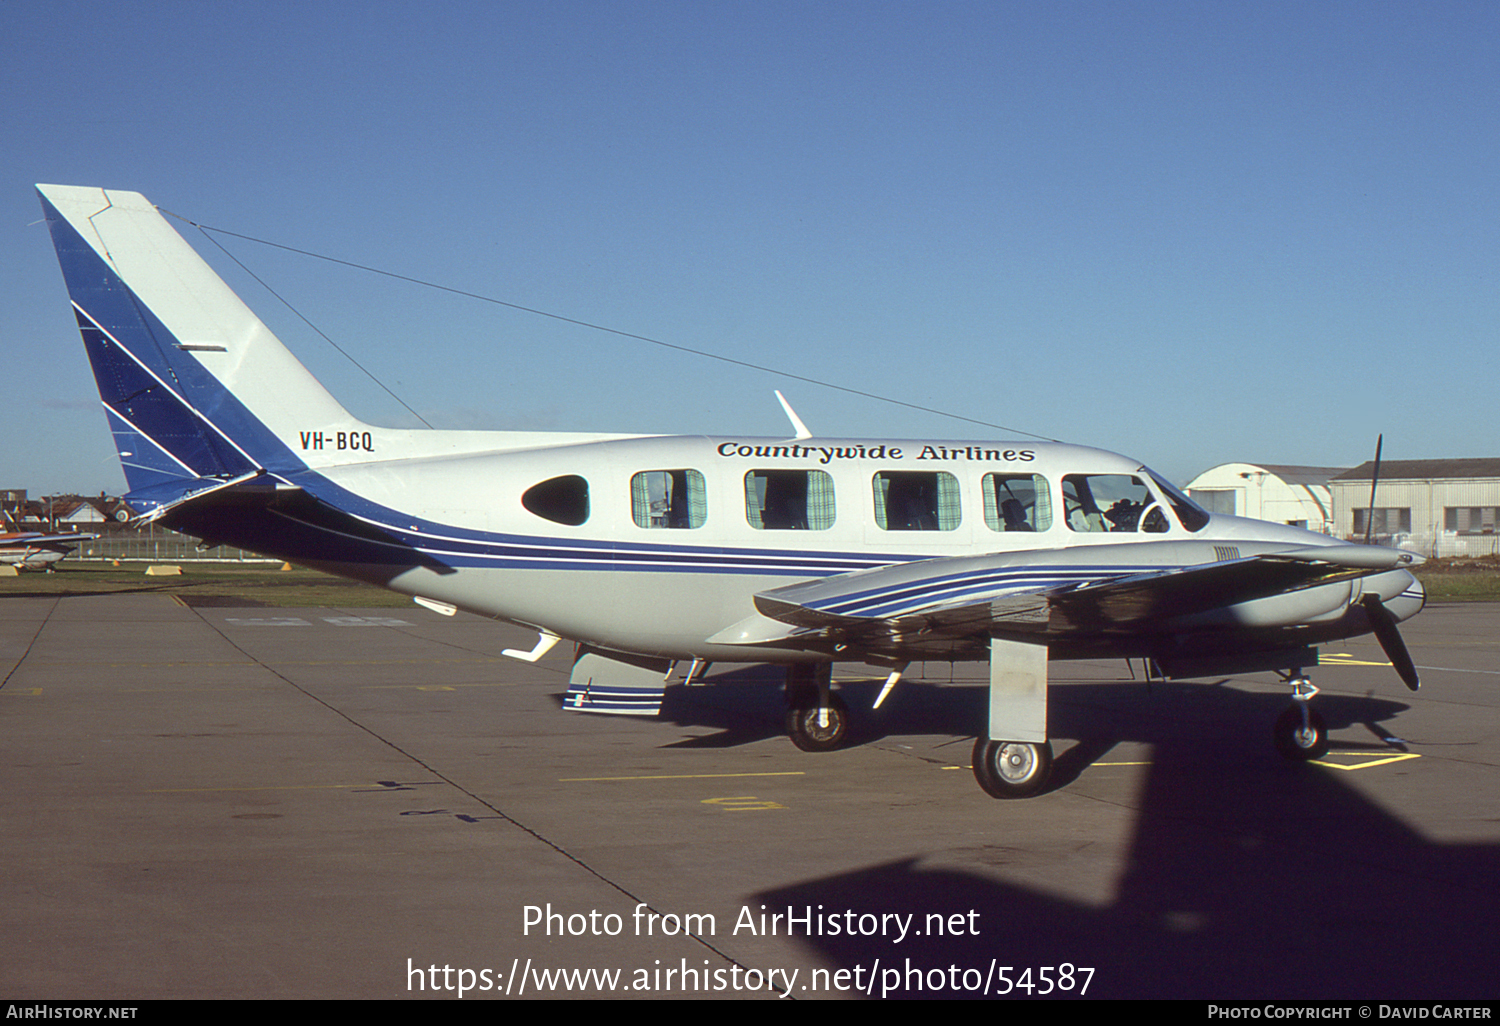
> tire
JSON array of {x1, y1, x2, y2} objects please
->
[
  {"x1": 1274, "y1": 706, "x2": 1329, "y2": 761},
  {"x1": 787, "y1": 692, "x2": 849, "y2": 752},
  {"x1": 972, "y1": 738, "x2": 1053, "y2": 798}
]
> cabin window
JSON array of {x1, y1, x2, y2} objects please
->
[
  {"x1": 631, "y1": 470, "x2": 707, "y2": 528},
  {"x1": 872, "y1": 471, "x2": 961, "y2": 531},
  {"x1": 744, "y1": 470, "x2": 835, "y2": 530},
  {"x1": 1062, "y1": 474, "x2": 1169, "y2": 533},
  {"x1": 982, "y1": 473, "x2": 1053, "y2": 532},
  {"x1": 521, "y1": 474, "x2": 589, "y2": 526}
]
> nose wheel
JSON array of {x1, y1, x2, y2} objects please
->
[{"x1": 1273, "y1": 675, "x2": 1329, "y2": 760}]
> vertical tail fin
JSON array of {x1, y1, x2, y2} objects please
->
[{"x1": 38, "y1": 185, "x2": 359, "y2": 505}]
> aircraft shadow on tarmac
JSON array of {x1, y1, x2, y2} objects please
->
[
  {"x1": 747, "y1": 725, "x2": 1495, "y2": 1000},
  {"x1": 647, "y1": 671, "x2": 1491, "y2": 997},
  {"x1": 547, "y1": 668, "x2": 1486, "y2": 996}
]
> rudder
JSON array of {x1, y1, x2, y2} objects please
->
[{"x1": 38, "y1": 185, "x2": 358, "y2": 497}]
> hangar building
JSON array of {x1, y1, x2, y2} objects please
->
[
  {"x1": 1330, "y1": 458, "x2": 1500, "y2": 557},
  {"x1": 1185, "y1": 463, "x2": 1344, "y2": 535}
]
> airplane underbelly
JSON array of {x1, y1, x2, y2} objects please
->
[{"x1": 386, "y1": 564, "x2": 791, "y2": 659}]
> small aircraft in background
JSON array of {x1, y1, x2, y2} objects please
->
[
  {"x1": 37, "y1": 184, "x2": 1425, "y2": 797},
  {"x1": 0, "y1": 529, "x2": 94, "y2": 569}
]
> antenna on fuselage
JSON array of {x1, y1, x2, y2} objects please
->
[{"x1": 775, "y1": 391, "x2": 813, "y2": 440}]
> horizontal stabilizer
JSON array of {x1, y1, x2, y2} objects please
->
[{"x1": 125, "y1": 471, "x2": 268, "y2": 523}]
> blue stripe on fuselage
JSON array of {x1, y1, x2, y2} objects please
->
[{"x1": 254, "y1": 467, "x2": 910, "y2": 576}]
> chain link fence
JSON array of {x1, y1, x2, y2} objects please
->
[{"x1": 65, "y1": 525, "x2": 278, "y2": 564}]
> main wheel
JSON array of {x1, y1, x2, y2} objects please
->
[
  {"x1": 1274, "y1": 705, "x2": 1329, "y2": 761},
  {"x1": 972, "y1": 738, "x2": 1053, "y2": 798},
  {"x1": 786, "y1": 692, "x2": 849, "y2": 752}
]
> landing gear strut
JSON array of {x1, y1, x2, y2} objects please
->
[
  {"x1": 1273, "y1": 675, "x2": 1329, "y2": 760},
  {"x1": 785, "y1": 663, "x2": 848, "y2": 752}
]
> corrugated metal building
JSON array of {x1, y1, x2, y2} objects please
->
[
  {"x1": 1185, "y1": 463, "x2": 1344, "y2": 534},
  {"x1": 1331, "y1": 458, "x2": 1500, "y2": 556}
]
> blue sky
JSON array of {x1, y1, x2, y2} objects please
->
[{"x1": 5, "y1": 0, "x2": 1497, "y2": 496}]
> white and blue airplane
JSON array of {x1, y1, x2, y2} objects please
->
[
  {"x1": 37, "y1": 184, "x2": 1426, "y2": 797},
  {"x1": 0, "y1": 528, "x2": 95, "y2": 569}
]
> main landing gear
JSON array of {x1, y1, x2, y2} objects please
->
[
  {"x1": 784, "y1": 663, "x2": 849, "y2": 752},
  {"x1": 1273, "y1": 674, "x2": 1329, "y2": 761},
  {"x1": 972, "y1": 739, "x2": 1054, "y2": 799}
]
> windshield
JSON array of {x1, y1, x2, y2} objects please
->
[{"x1": 1144, "y1": 468, "x2": 1210, "y2": 532}]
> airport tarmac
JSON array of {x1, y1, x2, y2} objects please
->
[{"x1": 2, "y1": 593, "x2": 1497, "y2": 1000}]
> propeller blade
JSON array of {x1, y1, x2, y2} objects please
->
[
  {"x1": 1364, "y1": 433, "x2": 1383, "y2": 545},
  {"x1": 1362, "y1": 594, "x2": 1419, "y2": 691}
]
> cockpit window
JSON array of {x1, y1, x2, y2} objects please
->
[
  {"x1": 1062, "y1": 474, "x2": 1170, "y2": 533},
  {"x1": 522, "y1": 475, "x2": 589, "y2": 526},
  {"x1": 1145, "y1": 469, "x2": 1211, "y2": 532}
]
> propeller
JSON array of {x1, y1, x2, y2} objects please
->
[
  {"x1": 1362, "y1": 593, "x2": 1420, "y2": 691},
  {"x1": 1355, "y1": 433, "x2": 1419, "y2": 690},
  {"x1": 1363, "y1": 433, "x2": 1383, "y2": 544}
]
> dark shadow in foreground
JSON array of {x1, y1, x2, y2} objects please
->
[{"x1": 752, "y1": 731, "x2": 1492, "y2": 999}]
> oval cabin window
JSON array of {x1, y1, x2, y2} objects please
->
[{"x1": 522, "y1": 475, "x2": 589, "y2": 526}]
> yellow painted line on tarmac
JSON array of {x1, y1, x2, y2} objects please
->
[
  {"x1": 38, "y1": 657, "x2": 510, "y2": 670},
  {"x1": 364, "y1": 681, "x2": 518, "y2": 689},
  {"x1": 941, "y1": 750, "x2": 1416, "y2": 774},
  {"x1": 702, "y1": 796, "x2": 787, "y2": 811},
  {"x1": 232, "y1": 659, "x2": 513, "y2": 670},
  {"x1": 1311, "y1": 751, "x2": 1422, "y2": 771},
  {"x1": 147, "y1": 783, "x2": 371, "y2": 793},
  {"x1": 102, "y1": 680, "x2": 517, "y2": 694},
  {"x1": 560, "y1": 771, "x2": 805, "y2": 782},
  {"x1": 1320, "y1": 653, "x2": 1393, "y2": 668}
]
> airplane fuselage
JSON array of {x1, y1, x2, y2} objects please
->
[
  {"x1": 162, "y1": 431, "x2": 1421, "y2": 666},
  {"x1": 38, "y1": 183, "x2": 1428, "y2": 796},
  {"x1": 0, "y1": 534, "x2": 83, "y2": 569}
]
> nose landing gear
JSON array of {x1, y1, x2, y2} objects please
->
[{"x1": 1273, "y1": 675, "x2": 1329, "y2": 760}]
